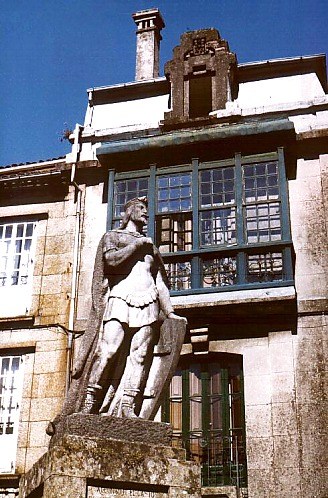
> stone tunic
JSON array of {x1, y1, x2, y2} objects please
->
[{"x1": 102, "y1": 229, "x2": 170, "y2": 328}]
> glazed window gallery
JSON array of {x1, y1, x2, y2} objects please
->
[{"x1": 109, "y1": 149, "x2": 293, "y2": 294}]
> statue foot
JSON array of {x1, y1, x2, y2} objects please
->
[
  {"x1": 81, "y1": 385, "x2": 101, "y2": 414},
  {"x1": 121, "y1": 400, "x2": 138, "y2": 418}
]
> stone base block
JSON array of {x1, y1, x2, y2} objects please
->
[
  {"x1": 49, "y1": 414, "x2": 173, "y2": 447},
  {"x1": 19, "y1": 419, "x2": 201, "y2": 498}
]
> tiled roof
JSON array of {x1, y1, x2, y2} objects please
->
[{"x1": 0, "y1": 156, "x2": 66, "y2": 169}]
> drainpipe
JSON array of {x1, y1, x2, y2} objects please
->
[{"x1": 66, "y1": 123, "x2": 83, "y2": 394}]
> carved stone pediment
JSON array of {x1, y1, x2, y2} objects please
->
[{"x1": 162, "y1": 28, "x2": 238, "y2": 128}]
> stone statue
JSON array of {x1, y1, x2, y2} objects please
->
[{"x1": 48, "y1": 197, "x2": 186, "y2": 432}]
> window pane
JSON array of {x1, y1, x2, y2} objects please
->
[
  {"x1": 157, "y1": 173, "x2": 192, "y2": 213},
  {"x1": 243, "y1": 161, "x2": 279, "y2": 202},
  {"x1": 0, "y1": 222, "x2": 35, "y2": 288},
  {"x1": 189, "y1": 365, "x2": 202, "y2": 432},
  {"x1": 245, "y1": 202, "x2": 281, "y2": 243},
  {"x1": 156, "y1": 213, "x2": 192, "y2": 253},
  {"x1": 247, "y1": 251, "x2": 284, "y2": 282},
  {"x1": 200, "y1": 167, "x2": 235, "y2": 207},
  {"x1": 0, "y1": 355, "x2": 23, "y2": 471},
  {"x1": 169, "y1": 372, "x2": 183, "y2": 434},
  {"x1": 164, "y1": 261, "x2": 192, "y2": 291},
  {"x1": 113, "y1": 178, "x2": 149, "y2": 218},
  {"x1": 200, "y1": 208, "x2": 236, "y2": 246},
  {"x1": 202, "y1": 256, "x2": 237, "y2": 287}
]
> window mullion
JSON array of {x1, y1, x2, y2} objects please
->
[
  {"x1": 221, "y1": 368, "x2": 230, "y2": 438},
  {"x1": 283, "y1": 246, "x2": 293, "y2": 280},
  {"x1": 192, "y1": 158, "x2": 199, "y2": 251},
  {"x1": 8, "y1": 224, "x2": 17, "y2": 287},
  {"x1": 234, "y1": 153, "x2": 244, "y2": 245},
  {"x1": 148, "y1": 164, "x2": 157, "y2": 240},
  {"x1": 192, "y1": 158, "x2": 200, "y2": 288},
  {"x1": 277, "y1": 147, "x2": 292, "y2": 241},
  {"x1": 106, "y1": 169, "x2": 115, "y2": 231},
  {"x1": 235, "y1": 154, "x2": 246, "y2": 285}
]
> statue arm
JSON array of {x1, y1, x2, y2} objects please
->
[{"x1": 103, "y1": 232, "x2": 151, "y2": 268}]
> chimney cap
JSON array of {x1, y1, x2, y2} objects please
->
[{"x1": 132, "y1": 8, "x2": 165, "y2": 30}]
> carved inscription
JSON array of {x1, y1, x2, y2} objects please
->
[{"x1": 87, "y1": 488, "x2": 168, "y2": 498}]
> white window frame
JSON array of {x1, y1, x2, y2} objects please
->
[
  {"x1": 0, "y1": 220, "x2": 37, "y2": 317},
  {"x1": 0, "y1": 354, "x2": 25, "y2": 473}
]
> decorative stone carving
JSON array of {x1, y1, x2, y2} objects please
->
[
  {"x1": 47, "y1": 197, "x2": 186, "y2": 434},
  {"x1": 162, "y1": 28, "x2": 238, "y2": 127}
]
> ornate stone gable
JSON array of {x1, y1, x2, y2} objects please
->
[{"x1": 162, "y1": 29, "x2": 238, "y2": 127}]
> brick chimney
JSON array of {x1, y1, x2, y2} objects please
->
[{"x1": 132, "y1": 8, "x2": 165, "y2": 81}]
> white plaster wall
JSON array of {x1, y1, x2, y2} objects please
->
[
  {"x1": 288, "y1": 155, "x2": 328, "y2": 302},
  {"x1": 237, "y1": 73, "x2": 325, "y2": 109},
  {"x1": 86, "y1": 94, "x2": 170, "y2": 132}
]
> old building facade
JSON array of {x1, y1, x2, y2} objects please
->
[{"x1": 0, "y1": 9, "x2": 327, "y2": 498}]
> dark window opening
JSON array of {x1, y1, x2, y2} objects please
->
[{"x1": 189, "y1": 75, "x2": 212, "y2": 119}]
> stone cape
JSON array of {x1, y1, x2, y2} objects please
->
[{"x1": 47, "y1": 230, "x2": 185, "y2": 433}]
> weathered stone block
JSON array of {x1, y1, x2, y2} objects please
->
[
  {"x1": 247, "y1": 468, "x2": 275, "y2": 498},
  {"x1": 31, "y1": 372, "x2": 66, "y2": 399},
  {"x1": 273, "y1": 434, "x2": 300, "y2": 468},
  {"x1": 269, "y1": 340, "x2": 294, "y2": 374},
  {"x1": 273, "y1": 466, "x2": 302, "y2": 498},
  {"x1": 19, "y1": 430, "x2": 201, "y2": 498},
  {"x1": 28, "y1": 421, "x2": 51, "y2": 448},
  {"x1": 243, "y1": 373, "x2": 271, "y2": 406},
  {"x1": 271, "y1": 372, "x2": 296, "y2": 404},
  {"x1": 40, "y1": 274, "x2": 63, "y2": 295},
  {"x1": 17, "y1": 421, "x2": 29, "y2": 449},
  {"x1": 246, "y1": 436, "x2": 274, "y2": 470},
  {"x1": 50, "y1": 414, "x2": 173, "y2": 448},
  {"x1": 243, "y1": 344, "x2": 270, "y2": 375},
  {"x1": 271, "y1": 401, "x2": 298, "y2": 436},
  {"x1": 245, "y1": 404, "x2": 272, "y2": 438},
  {"x1": 29, "y1": 397, "x2": 64, "y2": 422}
]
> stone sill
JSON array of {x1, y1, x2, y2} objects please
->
[
  {"x1": 202, "y1": 485, "x2": 246, "y2": 498},
  {"x1": 0, "y1": 315, "x2": 35, "y2": 327},
  {"x1": 0, "y1": 473, "x2": 20, "y2": 488},
  {"x1": 171, "y1": 286, "x2": 295, "y2": 310}
]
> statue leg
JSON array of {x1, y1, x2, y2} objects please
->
[
  {"x1": 82, "y1": 319, "x2": 125, "y2": 414},
  {"x1": 122, "y1": 324, "x2": 154, "y2": 418}
]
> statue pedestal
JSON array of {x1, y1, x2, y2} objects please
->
[{"x1": 19, "y1": 416, "x2": 201, "y2": 498}]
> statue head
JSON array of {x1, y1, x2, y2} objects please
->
[{"x1": 120, "y1": 197, "x2": 148, "y2": 229}]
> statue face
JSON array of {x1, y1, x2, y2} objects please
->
[{"x1": 130, "y1": 202, "x2": 148, "y2": 226}]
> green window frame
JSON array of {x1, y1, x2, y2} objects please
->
[
  {"x1": 161, "y1": 354, "x2": 247, "y2": 488},
  {"x1": 107, "y1": 149, "x2": 293, "y2": 295}
]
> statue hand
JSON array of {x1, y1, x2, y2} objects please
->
[{"x1": 136, "y1": 236, "x2": 153, "y2": 247}]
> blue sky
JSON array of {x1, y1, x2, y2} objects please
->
[{"x1": 1, "y1": 0, "x2": 327, "y2": 166}]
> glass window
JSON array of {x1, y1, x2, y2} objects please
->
[
  {"x1": 111, "y1": 151, "x2": 293, "y2": 293},
  {"x1": 113, "y1": 178, "x2": 149, "y2": 219},
  {"x1": 0, "y1": 355, "x2": 24, "y2": 473},
  {"x1": 157, "y1": 173, "x2": 192, "y2": 213},
  {"x1": 0, "y1": 220, "x2": 37, "y2": 317},
  {"x1": 0, "y1": 221, "x2": 35, "y2": 287},
  {"x1": 200, "y1": 208, "x2": 236, "y2": 246},
  {"x1": 162, "y1": 355, "x2": 247, "y2": 488}
]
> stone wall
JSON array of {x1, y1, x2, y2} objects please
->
[{"x1": 0, "y1": 183, "x2": 77, "y2": 474}]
